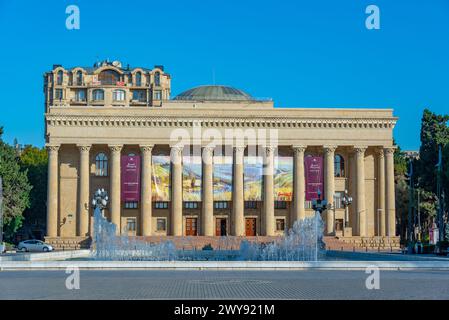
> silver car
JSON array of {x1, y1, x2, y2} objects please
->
[{"x1": 17, "y1": 240, "x2": 54, "y2": 252}]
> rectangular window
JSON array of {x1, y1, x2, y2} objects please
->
[
  {"x1": 245, "y1": 201, "x2": 257, "y2": 209},
  {"x1": 157, "y1": 218, "x2": 167, "y2": 231},
  {"x1": 333, "y1": 192, "x2": 344, "y2": 209},
  {"x1": 184, "y1": 202, "x2": 198, "y2": 209},
  {"x1": 274, "y1": 201, "x2": 287, "y2": 209},
  {"x1": 154, "y1": 202, "x2": 169, "y2": 209},
  {"x1": 154, "y1": 90, "x2": 162, "y2": 100},
  {"x1": 214, "y1": 201, "x2": 229, "y2": 209},
  {"x1": 276, "y1": 219, "x2": 285, "y2": 231},
  {"x1": 75, "y1": 89, "x2": 86, "y2": 101},
  {"x1": 132, "y1": 90, "x2": 146, "y2": 102},
  {"x1": 55, "y1": 89, "x2": 63, "y2": 100},
  {"x1": 113, "y1": 90, "x2": 125, "y2": 101},
  {"x1": 126, "y1": 218, "x2": 136, "y2": 231},
  {"x1": 124, "y1": 201, "x2": 138, "y2": 209}
]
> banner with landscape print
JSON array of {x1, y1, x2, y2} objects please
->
[
  {"x1": 274, "y1": 156, "x2": 293, "y2": 201},
  {"x1": 213, "y1": 156, "x2": 233, "y2": 201},
  {"x1": 183, "y1": 156, "x2": 202, "y2": 201},
  {"x1": 244, "y1": 156, "x2": 263, "y2": 201},
  {"x1": 151, "y1": 155, "x2": 171, "y2": 201}
]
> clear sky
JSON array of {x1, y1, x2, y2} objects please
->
[{"x1": 0, "y1": 0, "x2": 448, "y2": 150}]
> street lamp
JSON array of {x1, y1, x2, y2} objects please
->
[
  {"x1": 92, "y1": 188, "x2": 109, "y2": 215},
  {"x1": 312, "y1": 189, "x2": 328, "y2": 214},
  {"x1": 341, "y1": 189, "x2": 353, "y2": 228}
]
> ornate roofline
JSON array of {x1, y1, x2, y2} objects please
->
[{"x1": 46, "y1": 114, "x2": 397, "y2": 129}]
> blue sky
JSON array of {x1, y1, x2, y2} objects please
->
[{"x1": 0, "y1": 0, "x2": 448, "y2": 150}]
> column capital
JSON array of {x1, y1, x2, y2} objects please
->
[
  {"x1": 323, "y1": 145, "x2": 337, "y2": 154},
  {"x1": 108, "y1": 144, "x2": 123, "y2": 153},
  {"x1": 354, "y1": 146, "x2": 367, "y2": 155},
  {"x1": 202, "y1": 145, "x2": 215, "y2": 155},
  {"x1": 233, "y1": 145, "x2": 246, "y2": 154},
  {"x1": 46, "y1": 144, "x2": 60, "y2": 153},
  {"x1": 384, "y1": 146, "x2": 397, "y2": 155},
  {"x1": 77, "y1": 144, "x2": 91, "y2": 153},
  {"x1": 376, "y1": 147, "x2": 385, "y2": 158},
  {"x1": 263, "y1": 145, "x2": 277, "y2": 156},
  {"x1": 139, "y1": 145, "x2": 154, "y2": 153},
  {"x1": 292, "y1": 145, "x2": 307, "y2": 154}
]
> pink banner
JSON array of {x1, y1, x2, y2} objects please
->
[
  {"x1": 121, "y1": 155, "x2": 141, "y2": 202},
  {"x1": 305, "y1": 155, "x2": 323, "y2": 201}
]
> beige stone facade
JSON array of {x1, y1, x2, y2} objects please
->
[{"x1": 43, "y1": 60, "x2": 398, "y2": 244}]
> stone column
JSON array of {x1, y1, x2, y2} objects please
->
[
  {"x1": 292, "y1": 146, "x2": 306, "y2": 223},
  {"x1": 202, "y1": 146, "x2": 214, "y2": 236},
  {"x1": 109, "y1": 145, "x2": 123, "y2": 234},
  {"x1": 46, "y1": 145, "x2": 60, "y2": 237},
  {"x1": 324, "y1": 145, "x2": 337, "y2": 235},
  {"x1": 140, "y1": 145, "x2": 153, "y2": 236},
  {"x1": 232, "y1": 146, "x2": 245, "y2": 236},
  {"x1": 385, "y1": 147, "x2": 396, "y2": 236},
  {"x1": 377, "y1": 148, "x2": 386, "y2": 236},
  {"x1": 77, "y1": 145, "x2": 91, "y2": 237},
  {"x1": 263, "y1": 146, "x2": 275, "y2": 236},
  {"x1": 355, "y1": 146, "x2": 367, "y2": 237},
  {"x1": 170, "y1": 145, "x2": 183, "y2": 236}
]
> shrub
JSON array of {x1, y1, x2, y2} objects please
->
[{"x1": 202, "y1": 244, "x2": 213, "y2": 251}]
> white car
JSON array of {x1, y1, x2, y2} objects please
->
[{"x1": 17, "y1": 240, "x2": 54, "y2": 252}]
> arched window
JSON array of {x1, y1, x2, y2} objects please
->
[
  {"x1": 113, "y1": 89, "x2": 125, "y2": 101},
  {"x1": 154, "y1": 71, "x2": 160, "y2": 86},
  {"x1": 135, "y1": 72, "x2": 142, "y2": 86},
  {"x1": 95, "y1": 153, "x2": 108, "y2": 176},
  {"x1": 334, "y1": 154, "x2": 345, "y2": 177},
  {"x1": 92, "y1": 89, "x2": 104, "y2": 101},
  {"x1": 98, "y1": 69, "x2": 120, "y2": 85},
  {"x1": 76, "y1": 70, "x2": 83, "y2": 85},
  {"x1": 57, "y1": 70, "x2": 63, "y2": 85}
]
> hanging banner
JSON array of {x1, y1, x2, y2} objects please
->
[
  {"x1": 244, "y1": 156, "x2": 263, "y2": 201},
  {"x1": 274, "y1": 156, "x2": 293, "y2": 201},
  {"x1": 151, "y1": 155, "x2": 171, "y2": 201},
  {"x1": 213, "y1": 156, "x2": 233, "y2": 201},
  {"x1": 305, "y1": 155, "x2": 324, "y2": 201},
  {"x1": 183, "y1": 156, "x2": 202, "y2": 201},
  {"x1": 121, "y1": 155, "x2": 141, "y2": 202}
]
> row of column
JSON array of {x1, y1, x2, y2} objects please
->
[{"x1": 46, "y1": 144, "x2": 397, "y2": 238}]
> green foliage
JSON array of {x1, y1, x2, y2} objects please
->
[
  {"x1": 393, "y1": 140, "x2": 408, "y2": 177},
  {"x1": 0, "y1": 129, "x2": 32, "y2": 241},
  {"x1": 395, "y1": 176, "x2": 409, "y2": 240},
  {"x1": 416, "y1": 109, "x2": 449, "y2": 192},
  {"x1": 19, "y1": 145, "x2": 48, "y2": 228}
]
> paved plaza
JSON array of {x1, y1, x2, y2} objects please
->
[{"x1": 1, "y1": 269, "x2": 449, "y2": 300}]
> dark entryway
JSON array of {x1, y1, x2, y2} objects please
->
[{"x1": 216, "y1": 218, "x2": 227, "y2": 236}]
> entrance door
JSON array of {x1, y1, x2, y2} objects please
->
[
  {"x1": 245, "y1": 218, "x2": 256, "y2": 236},
  {"x1": 216, "y1": 218, "x2": 227, "y2": 236},
  {"x1": 185, "y1": 218, "x2": 198, "y2": 236}
]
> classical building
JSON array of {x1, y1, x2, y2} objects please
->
[{"x1": 43, "y1": 60, "x2": 398, "y2": 248}]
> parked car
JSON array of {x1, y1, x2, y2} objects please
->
[{"x1": 17, "y1": 240, "x2": 53, "y2": 252}]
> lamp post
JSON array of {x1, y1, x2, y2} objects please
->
[
  {"x1": 341, "y1": 189, "x2": 353, "y2": 228},
  {"x1": 312, "y1": 189, "x2": 328, "y2": 214},
  {"x1": 92, "y1": 188, "x2": 109, "y2": 215}
]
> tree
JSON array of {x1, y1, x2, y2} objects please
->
[
  {"x1": 19, "y1": 145, "x2": 48, "y2": 238},
  {"x1": 0, "y1": 127, "x2": 32, "y2": 241},
  {"x1": 416, "y1": 109, "x2": 449, "y2": 192}
]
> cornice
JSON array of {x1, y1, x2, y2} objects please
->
[{"x1": 45, "y1": 114, "x2": 397, "y2": 130}]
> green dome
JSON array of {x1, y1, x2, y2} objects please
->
[{"x1": 174, "y1": 85, "x2": 253, "y2": 101}]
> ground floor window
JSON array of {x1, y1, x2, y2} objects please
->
[
  {"x1": 126, "y1": 218, "x2": 136, "y2": 232},
  {"x1": 156, "y1": 218, "x2": 167, "y2": 231},
  {"x1": 154, "y1": 202, "x2": 169, "y2": 209},
  {"x1": 276, "y1": 218, "x2": 285, "y2": 231}
]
